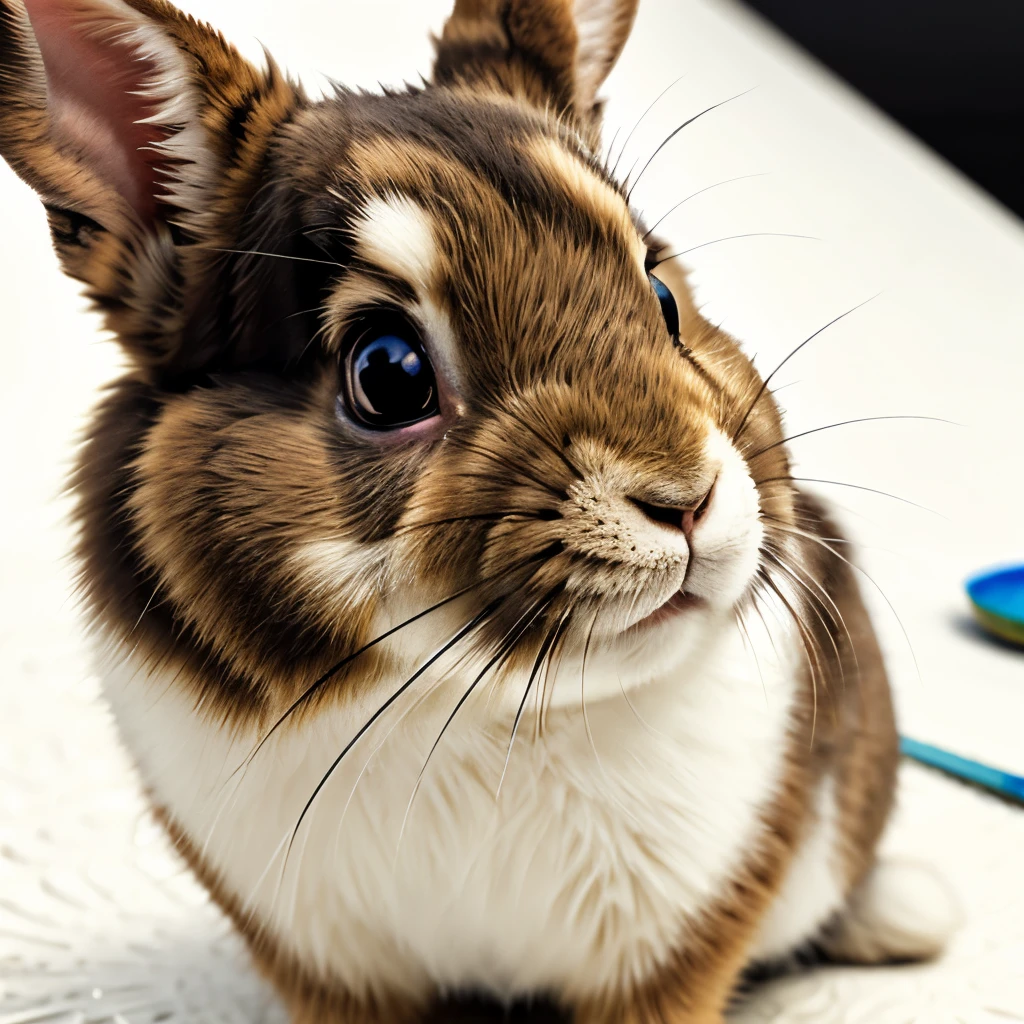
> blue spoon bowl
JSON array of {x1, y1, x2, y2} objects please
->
[{"x1": 966, "y1": 564, "x2": 1024, "y2": 648}]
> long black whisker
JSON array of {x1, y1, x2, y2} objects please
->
[
  {"x1": 745, "y1": 415, "x2": 954, "y2": 461},
  {"x1": 651, "y1": 232, "x2": 818, "y2": 269},
  {"x1": 609, "y1": 74, "x2": 687, "y2": 180},
  {"x1": 280, "y1": 600, "x2": 502, "y2": 877},
  {"x1": 233, "y1": 595, "x2": 474, "y2": 778},
  {"x1": 758, "y1": 568, "x2": 825, "y2": 745},
  {"x1": 283, "y1": 303, "x2": 331, "y2": 323},
  {"x1": 764, "y1": 549, "x2": 846, "y2": 682},
  {"x1": 756, "y1": 475, "x2": 943, "y2": 517},
  {"x1": 231, "y1": 559, "x2": 539, "y2": 783},
  {"x1": 603, "y1": 125, "x2": 622, "y2": 175},
  {"x1": 762, "y1": 514, "x2": 902, "y2": 566},
  {"x1": 771, "y1": 522, "x2": 923, "y2": 688},
  {"x1": 759, "y1": 511, "x2": 853, "y2": 544},
  {"x1": 496, "y1": 610, "x2": 569, "y2": 798},
  {"x1": 325, "y1": 630, "x2": 495, "y2": 876},
  {"x1": 642, "y1": 172, "x2": 768, "y2": 241},
  {"x1": 732, "y1": 296, "x2": 879, "y2": 444},
  {"x1": 626, "y1": 89, "x2": 754, "y2": 203},
  {"x1": 534, "y1": 608, "x2": 571, "y2": 741},
  {"x1": 200, "y1": 246, "x2": 342, "y2": 267},
  {"x1": 395, "y1": 587, "x2": 561, "y2": 856},
  {"x1": 766, "y1": 541, "x2": 860, "y2": 688},
  {"x1": 538, "y1": 604, "x2": 576, "y2": 735}
]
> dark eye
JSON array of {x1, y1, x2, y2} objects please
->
[
  {"x1": 341, "y1": 317, "x2": 439, "y2": 429},
  {"x1": 650, "y1": 274, "x2": 679, "y2": 341}
]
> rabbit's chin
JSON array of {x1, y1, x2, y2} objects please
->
[
  {"x1": 377, "y1": 585, "x2": 745, "y2": 718},
  {"x1": 536, "y1": 597, "x2": 738, "y2": 709}
]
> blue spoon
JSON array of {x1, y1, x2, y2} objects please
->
[
  {"x1": 897, "y1": 567, "x2": 1024, "y2": 801},
  {"x1": 900, "y1": 737, "x2": 1024, "y2": 803}
]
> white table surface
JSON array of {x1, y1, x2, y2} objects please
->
[{"x1": 1, "y1": 0, "x2": 1022, "y2": 1021}]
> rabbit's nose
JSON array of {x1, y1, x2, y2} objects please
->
[{"x1": 626, "y1": 483, "x2": 715, "y2": 540}]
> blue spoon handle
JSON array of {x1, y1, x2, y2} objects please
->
[{"x1": 900, "y1": 737, "x2": 1024, "y2": 802}]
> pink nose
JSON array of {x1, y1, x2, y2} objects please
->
[{"x1": 628, "y1": 484, "x2": 714, "y2": 540}]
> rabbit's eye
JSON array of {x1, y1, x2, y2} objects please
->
[
  {"x1": 650, "y1": 274, "x2": 679, "y2": 341},
  {"x1": 341, "y1": 318, "x2": 439, "y2": 429}
]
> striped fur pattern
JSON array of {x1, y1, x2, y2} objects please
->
[{"x1": 0, "y1": 0, "x2": 955, "y2": 1020}]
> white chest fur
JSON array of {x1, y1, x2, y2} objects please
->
[{"x1": 101, "y1": 617, "x2": 803, "y2": 1003}]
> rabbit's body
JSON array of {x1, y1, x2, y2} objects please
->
[
  {"x1": 1, "y1": 0, "x2": 957, "y2": 1018},
  {"x1": 102, "y1": 605, "x2": 804, "y2": 1001}
]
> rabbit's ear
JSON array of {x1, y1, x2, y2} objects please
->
[
  {"x1": 433, "y1": 0, "x2": 638, "y2": 139},
  {"x1": 0, "y1": 0, "x2": 301, "y2": 366}
]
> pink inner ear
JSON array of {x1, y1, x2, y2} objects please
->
[{"x1": 24, "y1": 0, "x2": 172, "y2": 222}]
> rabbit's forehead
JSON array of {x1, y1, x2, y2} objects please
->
[
  {"x1": 343, "y1": 133, "x2": 647, "y2": 282},
  {"x1": 302, "y1": 93, "x2": 649, "y2": 285},
  {"x1": 304, "y1": 102, "x2": 663, "y2": 385}
]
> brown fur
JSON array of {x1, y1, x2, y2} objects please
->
[
  {"x1": 1, "y1": 0, "x2": 909, "y2": 1020},
  {"x1": 434, "y1": 0, "x2": 639, "y2": 148}
]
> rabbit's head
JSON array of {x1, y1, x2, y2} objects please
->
[{"x1": 0, "y1": 0, "x2": 796, "y2": 720}]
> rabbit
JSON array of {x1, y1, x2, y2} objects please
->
[{"x1": 0, "y1": 0, "x2": 959, "y2": 1020}]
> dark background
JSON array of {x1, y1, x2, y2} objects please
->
[{"x1": 742, "y1": 0, "x2": 1024, "y2": 217}]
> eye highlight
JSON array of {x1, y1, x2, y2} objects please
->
[
  {"x1": 340, "y1": 314, "x2": 439, "y2": 429},
  {"x1": 650, "y1": 274, "x2": 679, "y2": 341}
]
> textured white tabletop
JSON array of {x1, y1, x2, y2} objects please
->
[{"x1": 1, "y1": 0, "x2": 1022, "y2": 1021}]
